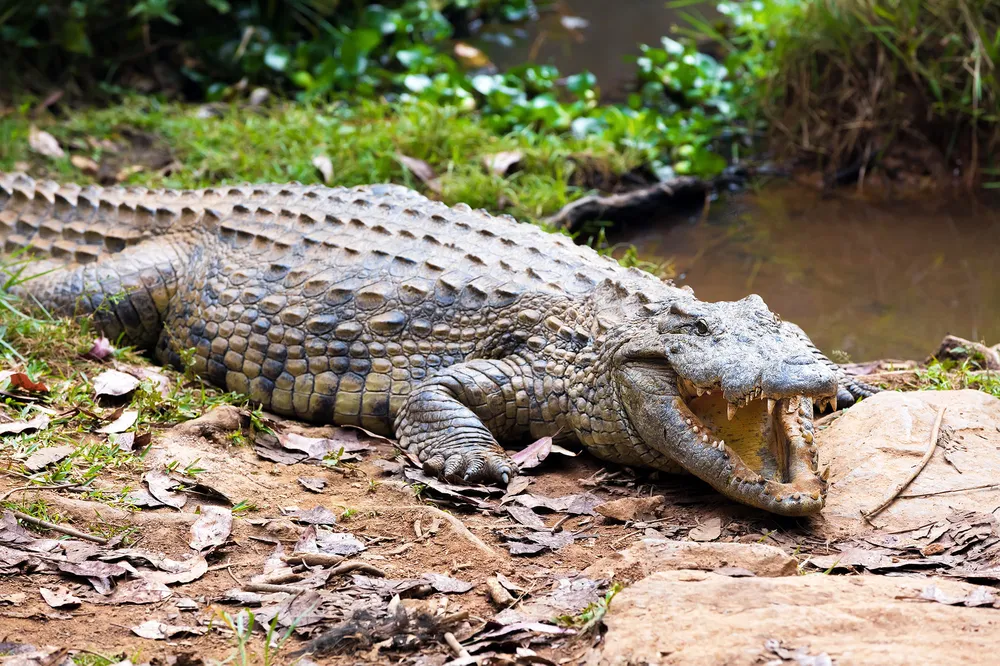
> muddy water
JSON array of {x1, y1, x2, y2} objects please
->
[
  {"x1": 480, "y1": 0, "x2": 718, "y2": 99},
  {"x1": 616, "y1": 183, "x2": 1000, "y2": 361}
]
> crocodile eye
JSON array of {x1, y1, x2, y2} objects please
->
[{"x1": 694, "y1": 319, "x2": 710, "y2": 336}]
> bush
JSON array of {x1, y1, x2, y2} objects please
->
[
  {"x1": 0, "y1": 0, "x2": 538, "y2": 98},
  {"x1": 689, "y1": 0, "x2": 1000, "y2": 183}
]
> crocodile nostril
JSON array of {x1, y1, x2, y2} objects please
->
[{"x1": 783, "y1": 355, "x2": 815, "y2": 366}]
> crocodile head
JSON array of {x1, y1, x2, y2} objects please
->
[{"x1": 611, "y1": 293, "x2": 838, "y2": 516}]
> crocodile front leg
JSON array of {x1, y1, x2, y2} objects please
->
[{"x1": 394, "y1": 359, "x2": 532, "y2": 484}]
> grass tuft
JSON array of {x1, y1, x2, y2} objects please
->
[{"x1": 693, "y1": 0, "x2": 1000, "y2": 184}]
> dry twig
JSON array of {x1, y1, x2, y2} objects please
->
[
  {"x1": 326, "y1": 561, "x2": 386, "y2": 577},
  {"x1": 485, "y1": 576, "x2": 515, "y2": 607},
  {"x1": 368, "y1": 505, "x2": 499, "y2": 559},
  {"x1": 243, "y1": 582, "x2": 310, "y2": 594},
  {"x1": 0, "y1": 482, "x2": 79, "y2": 503},
  {"x1": 444, "y1": 632, "x2": 471, "y2": 658},
  {"x1": 13, "y1": 510, "x2": 108, "y2": 544},
  {"x1": 282, "y1": 552, "x2": 345, "y2": 567}
]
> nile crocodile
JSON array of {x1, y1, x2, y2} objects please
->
[{"x1": 0, "y1": 173, "x2": 876, "y2": 516}]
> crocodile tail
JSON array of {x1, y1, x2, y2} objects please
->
[{"x1": 0, "y1": 173, "x2": 204, "y2": 349}]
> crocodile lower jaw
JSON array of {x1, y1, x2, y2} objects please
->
[{"x1": 676, "y1": 379, "x2": 828, "y2": 516}]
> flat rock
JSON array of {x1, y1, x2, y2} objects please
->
[
  {"x1": 817, "y1": 389, "x2": 1000, "y2": 536},
  {"x1": 592, "y1": 570, "x2": 1000, "y2": 666},
  {"x1": 583, "y1": 538, "x2": 797, "y2": 582}
]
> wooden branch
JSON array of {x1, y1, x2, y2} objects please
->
[
  {"x1": 544, "y1": 177, "x2": 710, "y2": 233},
  {"x1": 13, "y1": 510, "x2": 108, "y2": 544}
]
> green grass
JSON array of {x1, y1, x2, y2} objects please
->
[
  {"x1": 919, "y1": 358, "x2": 1000, "y2": 397},
  {"x1": 0, "y1": 255, "x2": 267, "y2": 516},
  {"x1": 0, "y1": 98, "x2": 643, "y2": 226}
]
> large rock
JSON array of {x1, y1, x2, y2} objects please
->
[
  {"x1": 583, "y1": 539, "x2": 797, "y2": 582},
  {"x1": 817, "y1": 389, "x2": 1000, "y2": 535},
  {"x1": 591, "y1": 570, "x2": 1000, "y2": 666}
]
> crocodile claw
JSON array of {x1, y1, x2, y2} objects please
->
[{"x1": 423, "y1": 449, "x2": 517, "y2": 486}]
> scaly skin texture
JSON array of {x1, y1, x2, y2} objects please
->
[{"x1": 0, "y1": 173, "x2": 875, "y2": 515}]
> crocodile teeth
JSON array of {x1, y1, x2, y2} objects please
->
[
  {"x1": 831, "y1": 393, "x2": 838, "y2": 411},
  {"x1": 767, "y1": 398, "x2": 777, "y2": 415},
  {"x1": 695, "y1": 386, "x2": 705, "y2": 397},
  {"x1": 727, "y1": 403, "x2": 737, "y2": 421}
]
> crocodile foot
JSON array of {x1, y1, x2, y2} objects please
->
[
  {"x1": 828, "y1": 376, "x2": 882, "y2": 412},
  {"x1": 421, "y1": 449, "x2": 517, "y2": 485}
]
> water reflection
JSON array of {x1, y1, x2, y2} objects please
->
[
  {"x1": 479, "y1": 0, "x2": 718, "y2": 100},
  {"x1": 617, "y1": 183, "x2": 1000, "y2": 361}
]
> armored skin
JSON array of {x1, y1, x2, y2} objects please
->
[{"x1": 0, "y1": 173, "x2": 875, "y2": 515}]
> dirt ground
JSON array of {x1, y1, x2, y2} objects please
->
[
  {"x1": 0, "y1": 402, "x2": 840, "y2": 664},
  {"x1": 2, "y1": 353, "x2": 1000, "y2": 665}
]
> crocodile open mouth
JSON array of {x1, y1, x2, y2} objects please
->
[{"x1": 674, "y1": 378, "x2": 834, "y2": 515}]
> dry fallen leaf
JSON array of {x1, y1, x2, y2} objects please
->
[
  {"x1": 0, "y1": 371, "x2": 49, "y2": 393},
  {"x1": 70, "y1": 155, "x2": 99, "y2": 175},
  {"x1": 112, "y1": 431, "x2": 151, "y2": 453},
  {"x1": 135, "y1": 555, "x2": 208, "y2": 587},
  {"x1": 249, "y1": 87, "x2": 270, "y2": 107},
  {"x1": 29, "y1": 126, "x2": 65, "y2": 159},
  {"x1": 39, "y1": 586, "x2": 82, "y2": 609},
  {"x1": 483, "y1": 151, "x2": 524, "y2": 177},
  {"x1": 289, "y1": 506, "x2": 338, "y2": 526},
  {"x1": 511, "y1": 436, "x2": 553, "y2": 470},
  {"x1": 0, "y1": 414, "x2": 50, "y2": 437},
  {"x1": 131, "y1": 620, "x2": 206, "y2": 640},
  {"x1": 23, "y1": 445, "x2": 75, "y2": 472},
  {"x1": 506, "y1": 505, "x2": 546, "y2": 530},
  {"x1": 689, "y1": 517, "x2": 723, "y2": 542},
  {"x1": 297, "y1": 477, "x2": 327, "y2": 493},
  {"x1": 116, "y1": 364, "x2": 170, "y2": 397},
  {"x1": 144, "y1": 470, "x2": 187, "y2": 510},
  {"x1": 97, "y1": 409, "x2": 138, "y2": 434},
  {"x1": 85, "y1": 337, "x2": 114, "y2": 361},
  {"x1": 509, "y1": 492, "x2": 601, "y2": 515},
  {"x1": 510, "y1": 435, "x2": 579, "y2": 471},
  {"x1": 422, "y1": 573, "x2": 474, "y2": 594},
  {"x1": 312, "y1": 155, "x2": 334, "y2": 184},
  {"x1": 294, "y1": 525, "x2": 366, "y2": 556},
  {"x1": 190, "y1": 506, "x2": 233, "y2": 551},
  {"x1": 100, "y1": 578, "x2": 173, "y2": 605},
  {"x1": 395, "y1": 153, "x2": 442, "y2": 193},
  {"x1": 93, "y1": 370, "x2": 140, "y2": 397}
]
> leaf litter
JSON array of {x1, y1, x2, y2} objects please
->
[{"x1": 15, "y1": 351, "x2": 1000, "y2": 664}]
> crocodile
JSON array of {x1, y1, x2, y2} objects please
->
[{"x1": 0, "y1": 172, "x2": 876, "y2": 516}]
